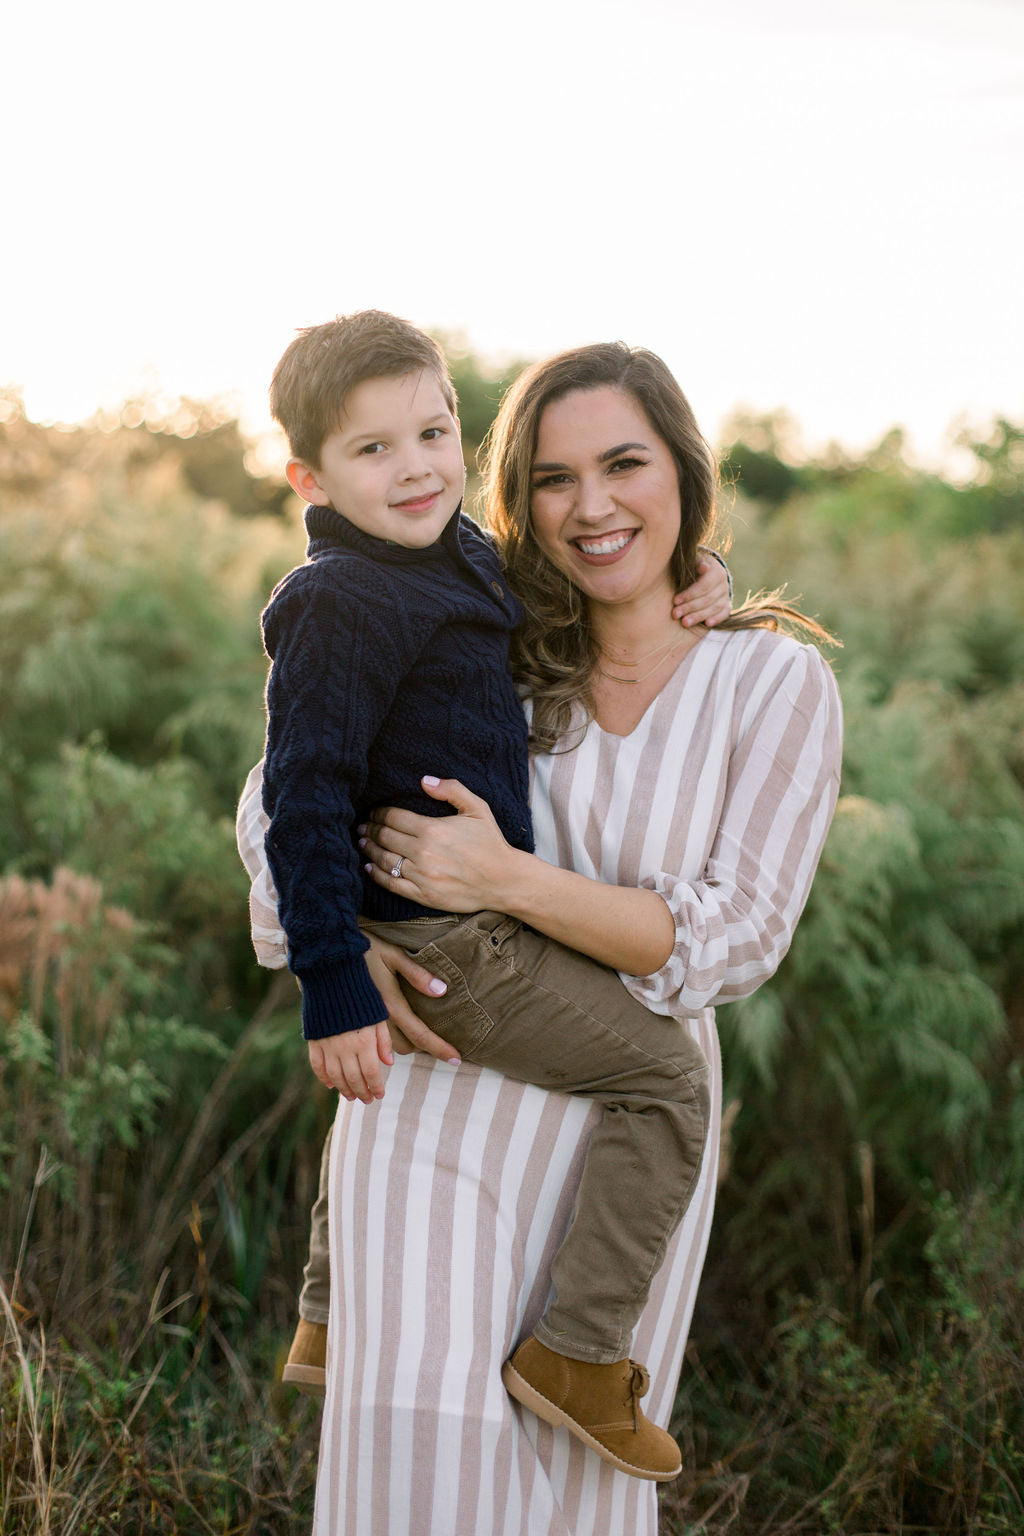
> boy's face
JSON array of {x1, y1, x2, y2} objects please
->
[{"x1": 289, "y1": 371, "x2": 465, "y2": 548}]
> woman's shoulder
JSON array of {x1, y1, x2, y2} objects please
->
[
  {"x1": 708, "y1": 623, "x2": 834, "y2": 672},
  {"x1": 703, "y1": 625, "x2": 841, "y2": 717}
]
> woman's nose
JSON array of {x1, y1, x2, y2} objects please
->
[{"x1": 574, "y1": 475, "x2": 615, "y2": 522}]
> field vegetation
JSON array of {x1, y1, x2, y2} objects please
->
[{"x1": 1, "y1": 373, "x2": 1022, "y2": 1534}]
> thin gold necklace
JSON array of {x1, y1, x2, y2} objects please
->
[{"x1": 596, "y1": 631, "x2": 688, "y2": 684}]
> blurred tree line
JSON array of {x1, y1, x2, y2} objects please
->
[{"x1": 0, "y1": 358, "x2": 1022, "y2": 1534}]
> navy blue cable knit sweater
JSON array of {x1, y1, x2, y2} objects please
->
[{"x1": 261, "y1": 503, "x2": 533, "y2": 1040}]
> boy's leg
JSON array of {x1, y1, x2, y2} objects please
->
[
  {"x1": 298, "y1": 1123, "x2": 333, "y2": 1325},
  {"x1": 361, "y1": 912, "x2": 709, "y2": 1362},
  {"x1": 283, "y1": 1123, "x2": 332, "y2": 1394}
]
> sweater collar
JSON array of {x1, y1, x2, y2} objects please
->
[{"x1": 304, "y1": 501, "x2": 466, "y2": 564}]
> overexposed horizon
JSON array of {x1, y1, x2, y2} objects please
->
[{"x1": 4, "y1": 0, "x2": 1022, "y2": 470}]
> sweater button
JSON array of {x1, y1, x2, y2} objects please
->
[{"x1": 490, "y1": 580, "x2": 504, "y2": 597}]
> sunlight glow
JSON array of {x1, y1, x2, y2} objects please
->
[{"x1": 3, "y1": 0, "x2": 1021, "y2": 468}]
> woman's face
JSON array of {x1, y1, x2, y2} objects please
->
[{"x1": 529, "y1": 386, "x2": 681, "y2": 612}]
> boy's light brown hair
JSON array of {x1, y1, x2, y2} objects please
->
[{"x1": 270, "y1": 310, "x2": 458, "y2": 469}]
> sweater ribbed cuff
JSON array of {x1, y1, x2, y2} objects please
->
[{"x1": 297, "y1": 957, "x2": 388, "y2": 1040}]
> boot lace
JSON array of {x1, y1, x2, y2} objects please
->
[{"x1": 627, "y1": 1361, "x2": 650, "y2": 1432}]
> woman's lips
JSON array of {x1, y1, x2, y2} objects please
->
[{"x1": 570, "y1": 528, "x2": 639, "y2": 564}]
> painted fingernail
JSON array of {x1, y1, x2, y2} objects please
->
[
  {"x1": 357, "y1": 824, "x2": 367, "y2": 834},
  {"x1": 422, "y1": 775, "x2": 441, "y2": 787},
  {"x1": 428, "y1": 978, "x2": 448, "y2": 995},
  {"x1": 364, "y1": 862, "x2": 374, "y2": 873},
  {"x1": 447, "y1": 1056, "x2": 461, "y2": 1065},
  {"x1": 358, "y1": 837, "x2": 367, "y2": 849}
]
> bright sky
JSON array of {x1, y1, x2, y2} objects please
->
[{"x1": 4, "y1": 0, "x2": 1022, "y2": 466}]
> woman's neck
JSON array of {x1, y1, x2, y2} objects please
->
[
  {"x1": 586, "y1": 590, "x2": 706, "y2": 736},
  {"x1": 588, "y1": 592, "x2": 681, "y2": 662}
]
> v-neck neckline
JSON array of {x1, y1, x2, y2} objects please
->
[{"x1": 590, "y1": 629, "x2": 716, "y2": 741}]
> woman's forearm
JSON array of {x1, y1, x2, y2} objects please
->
[{"x1": 500, "y1": 849, "x2": 677, "y2": 977}]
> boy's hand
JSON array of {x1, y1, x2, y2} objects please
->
[
  {"x1": 308, "y1": 1021, "x2": 394, "y2": 1103},
  {"x1": 673, "y1": 554, "x2": 732, "y2": 628}
]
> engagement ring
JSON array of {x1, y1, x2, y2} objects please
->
[{"x1": 390, "y1": 856, "x2": 405, "y2": 879}]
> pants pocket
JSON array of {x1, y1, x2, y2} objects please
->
[{"x1": 397, "y1": 933, "x2": 500, "y2": 1059}]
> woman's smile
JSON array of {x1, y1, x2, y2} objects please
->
[
  {"x1": 572, "y1": 528, "x2": 639, "y2": 560},
  {"x1": 530, "y1": 386, "x2": 681, "y2": 610}
]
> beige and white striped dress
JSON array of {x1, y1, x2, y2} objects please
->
[{"x1": 237, "y1": 627, "x2": 842, "y2": 1536}]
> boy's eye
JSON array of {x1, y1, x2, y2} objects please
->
[
  {"x1": 422, "y1": 427, "x2": 446, "y2": 441},
  {"x1": 359, "y1": 442, "x2": 386, "y2": 455}
]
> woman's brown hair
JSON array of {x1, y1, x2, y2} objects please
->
[{"x1": 479, "y1": 341, "x2": 832, "y2": 753}]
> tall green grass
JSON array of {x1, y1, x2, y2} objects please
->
[{"x1": 2, "y1": 400, "x2": 1022, "y2": 1531}]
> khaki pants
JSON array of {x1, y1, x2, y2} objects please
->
[{"x1": 299, "y1": 910, "x2": 709, "y2": 1363}]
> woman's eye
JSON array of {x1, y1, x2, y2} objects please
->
[
  {"x1": 532, "y1": 472, "x2": 571, "y2": 489},
  {"x1": 609, "y1": 456, "x2": 645, "y2": 473}
]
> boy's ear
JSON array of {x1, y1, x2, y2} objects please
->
[{"x1": 286, "y1": 458, "x2": 331, "y2": 505}]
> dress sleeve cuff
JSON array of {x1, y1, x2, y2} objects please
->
[{"x1": 296, "y1": 957, "x2": 388, "y2": 1039}]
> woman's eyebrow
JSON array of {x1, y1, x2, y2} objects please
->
[
  {"x1": 532, "y1": 441, "x2": 650, "y2": 474},
  {"x1": 597, "y1": 441, "x2": 649, "y2": 463}
]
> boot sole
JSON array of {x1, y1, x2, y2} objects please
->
[
  {"x1": 501, "y1": 1360, "x2": 681, "y2": 1482},
  {"x1": 282, "y1": 1363, "x2": 326, "y2": 1396}
]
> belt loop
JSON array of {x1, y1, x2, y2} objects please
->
[{"x1": 487, "y1": 913, "x2": 522, "y2": 949}]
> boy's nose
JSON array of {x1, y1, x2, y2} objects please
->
[{"x1": 397, "y1": 449, "x2": 431, "y2": 481}]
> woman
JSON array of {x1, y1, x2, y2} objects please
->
[{"x1": 241, "y1": 342, "x2": 842, "y2": 1534}]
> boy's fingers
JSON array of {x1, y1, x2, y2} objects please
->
[
  {"x1": 354, "y1": 1036, "x2": 386, "y2": 1101},
  {"x1": 376, "y1": 1020, "x2": 394, "y2": 1067},
  {"x1": 311, "y1": 1063, "x2": 333, "y2": 1088}
]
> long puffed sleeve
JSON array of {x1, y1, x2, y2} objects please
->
[
  {"x1": 236, "y1": 759, "x2": 288, "y2": 970},
  {"x1": 620, "y1": 640, "x2": 843, "y2": 1016}
]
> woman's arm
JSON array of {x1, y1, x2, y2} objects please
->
[
  {"x1": 361, "y1": 778, "x2": 677, "y2": 976},
  {"x1": 363, "y1": 644, "x2": 843, "y2": 1010},
  {"x1": 621, "y1": 644, "x2": 842, "y2": 1014}
]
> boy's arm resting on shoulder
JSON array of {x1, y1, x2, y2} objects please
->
[
  {"x1": 261, "y1": 565, "x2": 411, "y2": 1040},
  {"x1": 673, "y1": 548, "x2": 733, "y2": 628}
]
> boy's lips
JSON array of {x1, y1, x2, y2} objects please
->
[
  {"x1": 570, "y1": 528, "x2": 639, "y2": 563},
  {"x1": 391, "y1": 490, "x2": 442, "y2": 513}
]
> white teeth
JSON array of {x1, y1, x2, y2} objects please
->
[{"x1": 576, "y1": 532, "x2": 634, "y2": 556}]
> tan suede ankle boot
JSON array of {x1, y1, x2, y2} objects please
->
[
  {"x1": 282, "y1": 1318, "x2": 327, "y2": 1395},
  {"x1": 502, "y1": 1335, "x2": 682, "y2": 1481}
]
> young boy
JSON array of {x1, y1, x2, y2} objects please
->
[{"x1": 258, "y1": 310, "x2": 727, "y2": 1481}]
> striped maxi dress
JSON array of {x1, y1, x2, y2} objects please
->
[{"x1": 237, "y1": 626, "x2": 843, "y2": 1535}]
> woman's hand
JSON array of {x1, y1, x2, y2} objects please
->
[
  {"x1": 361, "y1": 776, "x2": 519, "y2": 913},
  {"x1": 673, "y1": 554, "x2": 732, "y2": 628},
  {"x1": 364, "y1": 934, "x2": 460, "y2": 1063}
]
